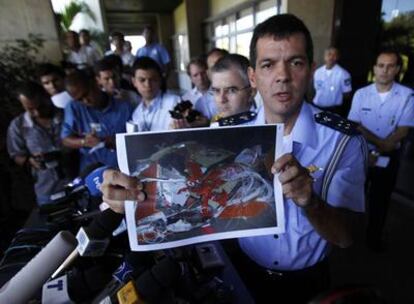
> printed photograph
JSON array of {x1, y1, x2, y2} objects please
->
[{"x1": 117, "y1": 125, "x2": 285, "y2": 251}]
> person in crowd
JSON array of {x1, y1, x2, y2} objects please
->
[
  {"x1": 136, "y1": 26, "x2": 171, "y2": 76},
  {"x1": 7, "y1": 82, "x2": 69, "y2": 205},
  {"x1": 313, "y1": 46, "x2": 352, "y2": 114},
  {"x1": 36, "y1": 63, "x2": 65, "y2": 97},
  {"x1": 105, "y1": 31, "x2": 135, "y2": 67},
  {"x1": 36, "y1": 63, "x2": 73, "y2": 109},
  {"x1": 124, "y1": 40, "x2": 134, "y2": 55},
  {"x1": 130, "y1": 56, "x2": 180, "y2": 131},
  {"x1": 182, "y1": 56, "x2": 210, "y2": 105},
  {"x1": 94, "y1": 58, "x2": 141, "y2": 106},
  {"x1": 348, "y1": 49, "x2": 414, "y2": 251},
  {"x1": 79, "y1": 28, "x2": 103, "y2": 57},
  {"x1": 99, "y1": 14, "x2": 368, "y2": 303},
  {"x1": 65, "y1": 30, "x2": 100, "y2": 69},
  {"x1": 194, "y1": 48, "x2": 229, "y2": 120},
  {"x1": 61, "y1": 70, "x2": 134, "y2": 171},
  {"x1": 209, "y1": 53, "x2": 257, "y2": 126}
]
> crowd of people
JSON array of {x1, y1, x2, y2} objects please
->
[{"x1": 5, "y1": 13, "x2": 414, "y2": 303}]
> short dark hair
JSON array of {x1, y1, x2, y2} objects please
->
[
  {"x1": 16, "y1": 81, "x2": 49, "y2": 103},
  {"x1": 210, "y1": 53, "x2": 251, "y2": 86},
  {"x1": 36, "y1": 63, "x2": 65, "y2": 80},
  {"x1": 79, "y1": 29, "x2": 90, "y2": 35},
  {"x1": 132, "y1": 56, "x2": 163, "y2": 78},
  {"x1": 65, "y1": 70, "x2": 95, "y2": 90},
  {"x1": 207, "y1": 48, "x2": 229, "y2": 60},
  {"x1": 94, "y1": 58, "x2": 115, "y2": 75},
  {"x1": 186, "y1": 56, "x2": 208, "y2": 75},
  {"x1": 110, "y1": 31, "x2": 124, "y2": 40},
  {"x1": 104, "y1": 54, "x2": 123, "y2": 73},
  {"x1": 375, "y1": 48, "x2": 402, "y2": 67},
  {"x1": 249, "y1": 14, "x2": 313, "y2": 68}
]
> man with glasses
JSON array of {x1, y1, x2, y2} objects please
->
[
  {"x1": 209, "y1": 54, "x2": 257, "y2": 127},
  {"x1": 61, "y1": 70, "x2": 134, "y2": 171},
  {"x1": 194, "y1": 48, "x2": 229, "y2": 120},
  {"x1": 348, "y1": 49, "x2": 414, "y2": 251}
]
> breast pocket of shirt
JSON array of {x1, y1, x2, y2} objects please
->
[{"x1": 315, "y1": 80, "x2": 324, "y2": 90}]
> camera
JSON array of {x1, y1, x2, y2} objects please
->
[{"x1": 169, "y1": 100, "x2": 202, "y2": 123}]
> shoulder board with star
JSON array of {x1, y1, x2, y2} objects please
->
[
  {"x1": 314, "y1": 111, "x2": 359, "y2": 136},
  {"x1": 218, "y1": 111, "x2": 257, "y2": 126}
]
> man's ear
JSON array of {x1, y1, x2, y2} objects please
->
[{"x1": 248, "y1": 66, "x2": 257, "y2": 89}]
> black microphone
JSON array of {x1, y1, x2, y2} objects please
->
[
  {"x1": 40, "y1": 163, "x2": 106, "y2": 215},
  {"x1": 42, "y1": 265, "x2": 113, "y2": 303},
  {"x1": 51, "y1": 209, "x2": 124, "y2": 279}
]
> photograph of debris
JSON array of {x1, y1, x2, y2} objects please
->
[{"x1": 116, "y1": 125, "x2": 285, "y2": 251}]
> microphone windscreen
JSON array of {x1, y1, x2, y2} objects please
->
[
  {"x1": 84, "y1": 165, "x2": 109, "y2": 196},
  {"x1": 0, "y1": 231, "x2": 77, "y2": 304}
]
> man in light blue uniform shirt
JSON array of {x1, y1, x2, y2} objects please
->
[
  {"x1": 136, "y1": 26, "x2": 171, "y2": 76},
  {"x1": 313, "y1": 47, "x2": 352, "y2": 115},
  {"x1": 99, "y1": 14, "x2": 367, "y2": 304},
  {"x1": 348, "y1": 49, "x2": 414, "y2": 251},
  {"x1": 62, "y1": 71, "x2": 133, "y2": 171},
  {"x1": 234, "y1": 14, "x2": 367, "y2": 303},
  {"x1": 130, "y1": 57, "x2": 180, "y2": 131}
]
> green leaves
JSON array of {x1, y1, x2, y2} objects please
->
[{"x1": 58, "y1": 1, "x2": 96, "y2": 32}]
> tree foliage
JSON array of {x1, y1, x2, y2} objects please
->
[
  {"x1": 58, "y1": 0, "x2": 96, "y2": 32},
  {"x1": 0, "y1": 34, "x2": 44, "y2": 119}
]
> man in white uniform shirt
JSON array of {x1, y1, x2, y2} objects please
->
[
  {"x1": 182, "y1": 56, "x2": 210, "y2": 105},
  {"x1": 131, "y1": 57, "x2": 180, "y2": 131},
  {"x1": 313, "y1": 47, "x2": 352, "y2": 115},
  {"x1": 348, "y1": 49, "x2": 414, "y2": 251}
]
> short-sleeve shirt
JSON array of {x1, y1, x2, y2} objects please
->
[
  {"x1": 348, "y1": 82, "x2": 414, "y2": 142},
  {"x1": 136, "y1": 43, "x2": 170, "y2": 70},
  {"x1": 194, "y1": 93, "x2": 218, "y2": 120},
  {"x1": 313, "y1": 64, "x2": 352, "y2": 107},
  {"x1": 61, "y1": 97, "x2": 133, "y2": 170},
  {"x1": 239, "y1": 102, "x2": 367, "y2": 271},
  {"x1": 67, "y1": 45, "x2": 101, "y2": 69},
  {"x1": 131, "y1": 92, "x2": 180, "y2": 131},
  {"x1": 182, "y1": 87, "x2": 205, "y2": 105},
  {"x1": 7, "y1": 111, "x2": 69, "y2": 204}
]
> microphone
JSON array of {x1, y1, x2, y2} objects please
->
[
  {"x1": 51, "y1": 209, "x2": 124, "y2": 279},
  {"x1": 42, "y1": 265, "x2": 112, "y2": 303},
  {"x1": 0, "y1": 231, "x2": 77, "y2": 304},
  {"x1": 94, "y1": 254, "x2": 183, "y2": 304},
  {"x1": 41, "y1": 164, "x2": 109, "y2": 220}
]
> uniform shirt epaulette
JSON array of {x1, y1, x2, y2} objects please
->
[
  {"x1": 314, "y1": 111, "x2": 360, "y2": 136},
  {"x1": 218, "y1": 111, "x2": 257, "y2": 126}
]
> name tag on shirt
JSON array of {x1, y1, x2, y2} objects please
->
[{"x1": 89, "y1": 123, "x2": 102, "y2": 132}]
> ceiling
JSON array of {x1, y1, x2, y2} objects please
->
[{"x1": 103, "y1": 0, "x2": 183, "y2": 34}]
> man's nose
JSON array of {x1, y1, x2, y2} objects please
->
[{"x1": 275, "y1": 62, "x2": 291, "y2": 83}]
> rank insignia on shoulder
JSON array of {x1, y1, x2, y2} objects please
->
[
  {"x1": 218, "y1": 111, "x2": 257, "y2": 126},
  {"x1": 314, "y1": 111, "x2": 359, "y2": 135}
]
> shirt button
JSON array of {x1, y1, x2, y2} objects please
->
[
  {"x1": 376, "y1": 128, "x2": 380, "y2": 131},
  {"x1": 273, "y1": 235, "x2": 278, "y2": 239},
  {"x1": 274, "y1": 261, "x2": 279, "y2": 266}
]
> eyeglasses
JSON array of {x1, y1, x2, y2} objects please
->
[{"x1": 209, "y1": 86, "x2": 250, "y2": 97}]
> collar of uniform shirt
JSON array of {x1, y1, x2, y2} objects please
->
[
  {"x1": 141, "y1": 91, "x2": 162, "y2": 112},
  {"x1": 290, "y1": 102, "x2": 318, "y2": 150}
]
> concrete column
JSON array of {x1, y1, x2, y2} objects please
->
[{"x1": 0, "y1": 0, "x2": 62, "y2": 62}]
